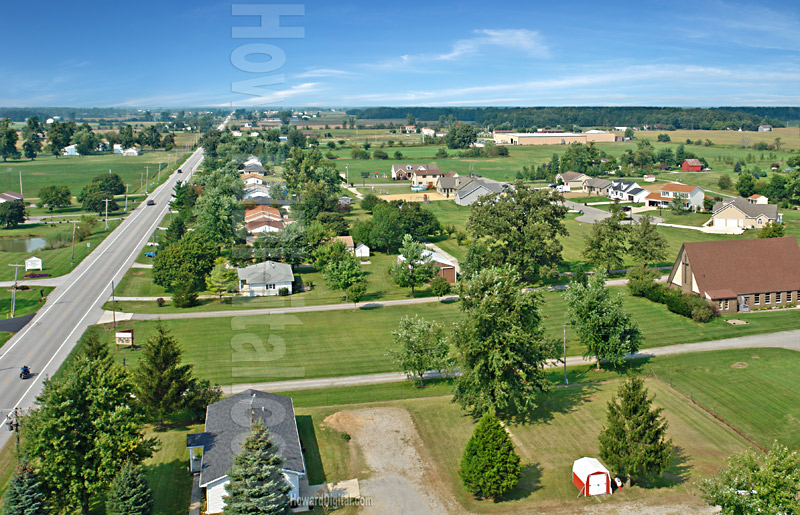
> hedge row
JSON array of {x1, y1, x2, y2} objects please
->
[{"x1": 629, "y1": 277, "x2": 718, "y2": 323}]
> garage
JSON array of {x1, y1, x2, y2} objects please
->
[{"x1": 572, "y1": 457, "x2": 612, "y2": 496}]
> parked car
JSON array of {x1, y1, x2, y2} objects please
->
[
  {"x1": 177, "y1": 168, "x2": 182, "y2": 173},
  {"x1": 146, "y1": 200, "x2": 155, "y2": 206},
  {"x1": 145, "y1": 252, "x2": 155, "y2": 258}
]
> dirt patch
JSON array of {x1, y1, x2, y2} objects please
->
[
  {"x1": 725, "y1": 319, "x2": 748, "y2": 325},
  {"x1": 382, "y1": 192, "x2": 448, "y2": 202},
  {"x1": 751, "y1": 355, "x2": 760, "y2": 359},
  {"x1": 731, "y1": 362, "x2": 749, "y2": 369},
  {"x1": 325, "y1": 407, "x2": 464, "y2": 514}
]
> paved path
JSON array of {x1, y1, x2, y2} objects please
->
[
  {"x1": 127, "y1": 295, "x2": 459, "y2": 321},
  {"x1": 0, "y1": 147, "x2": 206, "y2": 451},
  {"x1": 0, "y1": 276, "x2": 72, "y2": 288},
  {"x1": 565, "y1": 200, "x2": 663, "y2": 225},
  {"x1": 221, "y1": 328, "x2": 800, "y2": 394}
]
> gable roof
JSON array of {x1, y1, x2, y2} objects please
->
[
  {"x1": 245, "y1": 219, "x2": 285, "y2": 232},
  {"x1": 237, "y1": 261, "x2": 294, "y2": 284},
  {"x1": 683, "y1": 159, "x2": 703, "y2": 166},
  {"x1": 675, "y1": 237, "x2": 800, "y2": 298},
  {"x1": 712, "y1": 197, "x2": 778, "y2": 220},
  {"x1": 0, "y1": 191, "x2": 23, "y2": 202},
  {"x1": 244, "y1": 205, "x2": 282, "y2": 222},
  {"x1": 557, "y1": 171, "x2": 587, "y2": 182},
  {"x1": 391, "y1": 163, "x2": 438, "y2": 174},
  {"x1": 585, "y1": 178, "x2": 612, "y2": 189},
  {"x1": 335, "y1": 235, "x2": 354, "y2": 248},
  {"x1": 398, "y1": 249, "x2": 456, "y2": 268},
  {"x1": 190, "y1": 390, "x2": 305, "y2": 486},
  {"x1": 661, "y1": 183, "x2": 700, "y2": 193}
]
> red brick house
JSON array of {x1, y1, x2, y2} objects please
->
[
  {"x1": 666, "y1": 237, "x2": 800, "y2": 313},
  {"x1": 681, "y1": 158, "x2": 703, "y2": 172}
]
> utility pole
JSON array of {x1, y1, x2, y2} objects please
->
[
  {"x1": 563, "y1": 322, "x2": 568, "y2": 385},
  {"x1": 158, "y1": 162, "x2": 162, "y2": 184},
  {"x1": 145, "y1": 166, "x2": 150, "y2": 194},
  {"x1": 345, "y1": 164, "x2": 349, "y2": 185},
  {"x1": 70, "y1": 220, "x2": 79, "y2": 264},
  {"x1": 102, "y1": 198, "x2": 112, "y2": 230},
  {"x1": 124, "y1": 184, "x2": 129, "y2": 212},
  {"x1": 111, "y1": 281, "x2": 116, "y2": 328},
  {"x1": 140, "y1": 172, "x2": 144, "y2": 193},
  {"x1": 9, "y1": 264, "x2": 23, "y2": 318},
  {"x1": 18, "y1": 170, "x2": 22, "y2": 198}
]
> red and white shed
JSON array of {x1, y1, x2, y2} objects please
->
[{"x1": 572, "y1": 457, "x2": 612, "y2": 496}]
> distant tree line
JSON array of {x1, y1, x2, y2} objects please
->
[{"x1": 346, "y1": 106, "x2": 790, "y2": 131}]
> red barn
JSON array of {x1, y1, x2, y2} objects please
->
[
  {"x1": 681, "y1": 158, "x2": 703, "y2": 171},
  {"x1": 572, "y1": 457, "x2": 612, "y2": 496}
]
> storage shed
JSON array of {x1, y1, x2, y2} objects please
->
[{"x1": 572, "y1": 457, "x2": 611, "y2": 496}]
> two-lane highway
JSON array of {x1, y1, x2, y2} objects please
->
[{"x1": 0, "y1": 147, "x2": 205, "y2": 449}]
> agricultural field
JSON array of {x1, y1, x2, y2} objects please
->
[{"x1": 0, "y1": 148, "x2": 190, "y2": 198}]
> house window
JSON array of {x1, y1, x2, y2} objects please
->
[
  {"x1": 758, "y1": 218, "x2": 763, "y2": 225},
  {"x1": 718, "y1": 301, "x2": 723, "y2": 310},
  {"x1": 754, "y1": 294, "x2": 760, "y2": 305},
  {"x1": 724, "y1": 300, "x2": 730, "y2": 310},
  {"x1": 776, "y1": 292, "x2": 783, "y2": 303},
  {"x1": 788, "y1": 291, "x2": 794, "y2": 303},
  {"x1": 765, "y1": 293, "x2": 771, "y2": 304}
]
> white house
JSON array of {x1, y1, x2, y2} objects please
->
[
  {"x1": 749, "y1": 194, "x2": 769, "y2": 205},
  {"x1": 645, "y1": 183, "x2": 705, "y2": 211},
  {"x1": 354, "y1": 242, "x2": 370, "y2": 258},
  {"x1": 237, "y1": 261, "x2": 294, "y2": 296},
  {"x1": 421, "y1": 127, "x2": 436, "y2": 137},
  {"x1": 231, "y1": 130, "x2": 243, "y2": 137},
  {"x1": 122, "y1": 147, "x2": 140, "y2": 156},
  {"x1": 113, "y1": 143, "x2": 123, "y2": 154},
  {"x1": 0, "y1": 191, "x2": 23, "y2": 203},
  {"x1": 243, "y1": 184, "x2": 272, "y2": 200},
  {"x1": 62, "y1": 144, "x2": 79, "y2": 156},
  {"x1": 608, "y1": 180, "x2": 648, "y2": 203},
  {"x1": 187, "y1": 390, "x2": 307, "y2": 514}
]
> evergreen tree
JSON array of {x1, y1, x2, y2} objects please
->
[
  {"x1": 598, "y1": 375, "x2": 672, "y2": 486},
  {"x1": 133, "y1": 323, "x2": 193, "y2": 426},
  {"x1": 223, "y1": 422, "x2": 291, "y2": 514},
  {"x1": 105, "y1": 464, "x2": 154, "y2": 515},
  {"x1": 164, "y1": 216, "x2": 186, "y2": 246},
  {"x1": 81, "y1": 327, "x2": 109, "y2": 361},
  {"x1": 459, "y1": 411, "x2": 521, "y2": 500},
  {"x1": 2, "y1": 464, "x2": 50, "y2": 515}
]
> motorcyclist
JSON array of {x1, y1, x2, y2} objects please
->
[{"x1": 20, "y1": 366, "x2": 30, "y2": 379}]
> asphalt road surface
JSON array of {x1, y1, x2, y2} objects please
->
[{"x1": 0, "y1": 147, "x2": 205, "y2": 449}]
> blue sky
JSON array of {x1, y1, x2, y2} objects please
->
[{"x1": 2, "y1": 0, "x2": 799, "y2": 107}]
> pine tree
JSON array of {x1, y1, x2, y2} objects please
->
[
  {"x1": 105, "y1": 464, "x2": 154, "y2": 515},
  {"x1": 81, "y1": 327, "x2": 109, "y2": 361},
  {"x1": 133, "y1": 323, "x2": 193, "y2": 426},
  {"x1": 459, "y1": 412, "x2": 521, "y2": 500},
  {"x1": 2, "y1": 464, "x2": 50, "y2": 515},
  {"x1": 599, "y1": 375, "x2": 672, "y2": 486},
  {"x1": 223, "y1": 421, "x2": 291, "y2": 514}
]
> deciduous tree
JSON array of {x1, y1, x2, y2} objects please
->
[
  {"x1": 389, "y1": 234, "x2": 435, "y2": 297},
  {"x1": 390, "y1": 315, "x2": 450, "y2": 387},
  {"x1": 583, "y1": 209, "x2": 629, "y2": 272},
  {"x1": 323, "y1": 252, "x2": 365, "y2": 302},
  {"x1": 0, "y1": 201, "x2": 26, "y2": 228},
  {"x1": 445, "y1": 122, "x2": 477, "y2": 149},
  {"x1": 627, "y1": 214, "x2": 667, "y2": 266},
  {"x1": 564, "y1": 270, "x2": 642, "y2": 369},
  {"x1": 38, "y1": 184, "x2": 72, "y2": 213},
  {"x1": 452, "y1": 266, "x2": 556, "y2": 418},
  {"x1": 758, "y1": 221, "x2": 785, "y2": 238}
]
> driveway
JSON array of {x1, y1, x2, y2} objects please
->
[{"x1": 565, "y1": 200, "x2": 663, "y2": 224}]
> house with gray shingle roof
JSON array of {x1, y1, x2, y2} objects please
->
[
  {"x1": 711, "y1": 196, "x2": 781, "y2": 230},
  {"x1": 454, "y1": 178, "x2": 506, "y2": 206},
  {"x1": 187, "y1": 390, "x2": 306, "y2": 514},
  {"x1": 237, "y1": 261, "x2": 294, "y2": 296}
]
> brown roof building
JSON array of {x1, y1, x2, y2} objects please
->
[{"x1": 666, "y1": 237, "x2": 800, "y2": 313}]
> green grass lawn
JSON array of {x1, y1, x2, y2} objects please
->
[
  {"x1": 0, "y1": 287, "x2": 54, "y2": 319},
  {"x1": 142, "y1": 422, "x2": 202, "y2": 515},
  {"x1": 2, "y1": 149, "x2": 190, "y2": 198},
  {"x1": 653, "y1": 209, "x2": 713, "y2": 227},
  {"x1": 0, "y1": 221, "x2": 120, "y2": 281}
]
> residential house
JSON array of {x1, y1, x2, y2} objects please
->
[
  {"x1": 0, "y1": 191, "x2": 23, "y2": 203},
  {"x1": 711, "y1": 197, "x2": 781, "y2": 230},
  {"x1": 237, "y1": 261, "x2": 294, "y2": 296},
  {"x1": 62, "y1": 144, "x2": 79, "y2": 156},
  {"x1": 454, "y1": 178, "x2": 505, "y2": 206},
  {"x1": 398, "y1": 249, "x2": 457, "y2": 283},
  {"x1": 122, "y1": 147, "x2": 140, "y2": 156},
  {"x1": 421, "y1": 127, "x2": 436, "y2": 137},
  {"x1": 666, "y1": 237, "x2": 800, "y2": 313},
  {"x1": 241, "y1": 173, "x2": 264, "y2": 186},
  {"x1": 758, "y1": 125, "x2": 773, "y2": 132},
  {"x1": 244, "y1": 205, "x2": 283, "y2": 224},
  {"x1": 643, "y1": 174, "x2": 656, "y2": 182},
  {"x1": 231, "y1": 130, "x2": 243, "y2": 137},
  {"x1": 338, "y1": 196, "x2": 351, "y2": 207},
  {"x1": 437, "y1": 174, "x2": 468, "y2": 197},
  {"x1": 555, "y1": 171, "x2": 589, "y2": 191},
  {"x1": 244, "y1": 184, "x2": 273, "y2": 200},
  {"x1": 749, "y1": 194, "x2": 768, "y2": 205},
  {"x1": 411, "y1": 167, "x2": 444, "y2": 188},
  {"x1": 113, "y1": 143, "x2": 123, "y2": 154},
  {"x1": 583, "y1": 178, "x2": 612, "y2": 196},
  {"x1": 240, "y1": 162, "x2": 267, "y2": 175},
  {"x1": 187, "y1": 390, "x2": 306, "y2": 514},
  {"x1": 245, "y1": 219, "x2": 285, "y2": 234},
  {"x1": 404, "y1": 125, "x2": 416, "y2": 133},
  {"x1": 681, "y1": 159, "x2": 703, "y2": 171},
  {"x1": 608, "y1": 180, "x2": 648, "y2": 203},
  {"x1": 645, "y1": 183, "x2": 705, "y2": 211},
  {"x1": 335, "y1": 235, "x2": 355, "y2": 252},
  {"x1": 335, "y1": 236, "x2": 370, "y2": 257},
  {"x1": 391, "y1": 163, "x2": 439, "y2": 181}
]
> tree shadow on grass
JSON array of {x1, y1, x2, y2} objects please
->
[
  {"x1": 507, "y1": 382, "x2": 601, "y2": 426},
  {"x1": 634, "y1": 446, "x2": 691, "y2": 489},
  {"x1": 499, "y1": 463, "x2": 543, "y2": 502}
]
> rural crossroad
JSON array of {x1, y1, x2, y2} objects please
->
[{"x1": 0, "y1": 147, "x2": 204, "y2": 450}]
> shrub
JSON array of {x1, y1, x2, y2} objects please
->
[
  {"x1": 455, "y1": 230, "x2": 468, "y2": 245},
  {"x1": 278, "y1": 287, "x2": 290, "y2": 296},
  {"x1": 636, "y1": 281, "x2": 718, "y2": 323},
  {"x1": 156, "y1": 297, "x2": 165, "y2": 307},
  {"x1": 44, "y1": 230, "x2": 72, "y2": 250},
  {"x1": 460, "y1": 411, "x2": 521, "y2": 499},
  {"x1": 171, "y1": 283, "x2": 198, "y2": 308}
]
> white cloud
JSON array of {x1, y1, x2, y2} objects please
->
[
  {"x1": 294, "y1": 68, "x2": 353, "y2": 78},
  {"x1": 221, "y1": 82, "x2": 325, "y2": 107}
]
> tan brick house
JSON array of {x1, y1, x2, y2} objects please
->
[{"x1": 666, "y1": 237, "x2": 800, "y2": 313}]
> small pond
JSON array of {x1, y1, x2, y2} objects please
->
[{"x1": 0, "y1": 237, "x2": 47, "y2": 253}]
